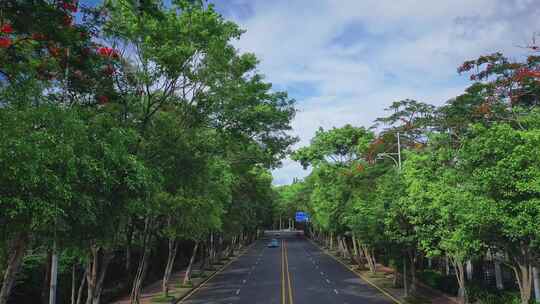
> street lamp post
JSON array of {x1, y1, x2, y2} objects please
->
[
  {"x1": 375, "y1": 132, "x2": 408, "y2": 295},
  {"x1": 376, "y1": 132, "x2": 402, "y2": 170}
]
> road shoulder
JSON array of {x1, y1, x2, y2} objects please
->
[{"x1": 308, "y1": 238, "x2": 458, "y2": 304}]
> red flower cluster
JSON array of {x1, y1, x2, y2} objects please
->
[
  {"x1": 0, "y1": 37, "x2": 11, "y2": 48},
  {"x1": 61, "y1": 1, "x2": 78, "y2": 12},
  {"x1": 515, "y1": 68, "x2": 540, "y2": 82},
  {"x1": 0, "y1": 23, "x2": 12, "y2": 48},
  {"x1": 97, "y1": 95, "x2": 109, "y2": 104},
  {"x1": 48, "y1": 45, "x2": 61, "y2": 57},
  {"x1": 1, "y1": 24, "x2": 13, "y2": 34},
  {"x1": 97, "y1": 47, "x2": 119, "y2": 59},
  {"x1": 32, "y1": 33, "x2": 47, "y2": 41},
  {"x1": 63, "y1": 15, "x2": 73, "y2": 26},
  {"x1": 457, "y1": 61, "x2": 474, "y2": 73}
]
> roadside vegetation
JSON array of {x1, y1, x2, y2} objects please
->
[
  {"x1": 0, "y1": 1, "x2": 295, "y2": 303},
  {"x1": 276, "y1": 43, "x2": 540, "y2": 304}
]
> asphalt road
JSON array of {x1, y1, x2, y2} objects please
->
[{"x1": 181, "y1": 233, "x2": 396, "y2": 304}]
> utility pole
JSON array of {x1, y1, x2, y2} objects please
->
[
  {"x1": 50, "y1": 47, "x2": 69, "y2": 304},
  {"x1": 397, "y1": 131, "x2": 402, "y2": 170},
  {"x1": 377, "y1": 132, "x2": 405, "y2": 294}
]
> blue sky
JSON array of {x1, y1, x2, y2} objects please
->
[
  {"x1": 209, "y1": 0, "x2": 540, "y2": 185},
  {"x1": 83, "y1": 0, "x2": 540, "y2": 185}
]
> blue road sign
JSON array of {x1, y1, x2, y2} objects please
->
[{"x1": 295, "y1": 211, "x2": 309, "y2": 222}]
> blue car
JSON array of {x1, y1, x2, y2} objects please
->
[{"x1": 267, "y1": 239, "x2": 279, "y2": 248}]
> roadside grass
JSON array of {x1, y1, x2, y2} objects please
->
[
  {"x1": 147, "y1": 244, "x2": 253, "y2": 304},
  {"x1": 404, "y1": 295, "x2": 431, "y2": 304},
  {"x1": 177, "y1": 281, "x2": 193, "y2": 288},
  {"x1": 151, "y1": 295, "x2": 175, "y2": 303}
]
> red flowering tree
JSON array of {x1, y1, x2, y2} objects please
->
[
  {"x1": 457, "y1": 35, "x2": 540, "y2": 108},
  {"x1": 0, "y1": 0, "x2": 120, "y2": 107}
]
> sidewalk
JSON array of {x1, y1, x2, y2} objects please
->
[
  {"x1": 112, "y1": 249, "x2": 248, "y2": 304},
  {"x1": 370, "y1": 264, "x2": 459, "y2": 304},
  {"x1": 113, "y1": 266, "x2": 206, "y2": 304}
]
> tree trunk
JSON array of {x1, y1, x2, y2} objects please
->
[
  {"x1": 511, "y1": 263, "x2": 533, "y2": 304},
  {"x1": 162, "y1": 239, "x2": 179, "y2": 297},
  {"x1": 495, "y1": 261, "x2": 504, "y2": 290},
  {"x1": 532, "y1": 266, "x2": 540, "y2": 303},
  {"x1": 209, "y1": 233, "x2": 215, "y2": 265},
  {"x1": 403, "y1": 257, "x2": 409, "y2": 298},
  {"x1": 130, "y1": 218, "x2": 154, "y2": 304},
  {"x1": 85, "y1": 246, "x2": 113, "y2": 304},
  {"x1": 93, "y1": 250, "x2": 113, "y2": 304},
  {"x1": 49, "y1": 243, "x2": 58, "y2": 304},
  {"x1": 393, "y1": 266, "x2": 400, "y2": 288},
  {"x1": 71, "y1": 264, "x2": 77, "y2": 304},
  {"x1": 230, "y1": 236, "x2": 236, "y2": 257},
  {"x1": 352, "y1": 234, "x2": 362, "y2": 266},
  {"x1": 352, "y1": 234, "x2": 359, "y2": 260},
  {"x1": 41, "y1": 250, "x2": 52, "y2": 304},
  {"x1": 126, "y1": 218, "x2": 133, "y2": 272},
  {"x1": 85, "y1": 246, "x2": 99, "y2": 304},
  {"x1": 508, "y1": 246, "x2": 535, "y2": 304},
  {"x1": 445, "y1": 255, "x2": 450, "y2": 275},
  {"x1": 466, "y1": 260, "x2": 473, "y2": 281},
  {"x1": 338, "y1": 237, "x2": 347, "y2": 257},
  {"x1": 0, "y1": 233, "x2": 28, "y2": 304},
  {"x1": 409, "y1": 250, "x2": 417, "y2": 294},
  {"x1": 343, "y1": 238, "x2": 350, "y2": 258},
  {"x1": 198, "y1": 242, "x2": 208, "y2": 273},
  {"x1": 183, "y1": 242, "x2": 199, "y2": 285},
  {"x1": 361, "y1": 245, "x2": 376, "y2": 273},
  {"x1": 450, "y1": 257, "x2": 468, "y2": 304},
  {"x1": 76, "y1": 268, "x2": 87, "y2": 304}
]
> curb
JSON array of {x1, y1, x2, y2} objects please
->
[
  {"x1": 307, "y1": 238, "x2": 403, "y2": 304},
  {"x1": 174, "y1": 243, "x2": 256, "y2": 304}
]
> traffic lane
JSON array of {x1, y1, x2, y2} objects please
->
[
  {"x1": 237, "y1": 239, "x2": 281, "y2": 304},
  {"x1": 181, "y1": 239, "x2": 280, "y2": 304},
  {"x1": 285, "y1": 237, "x2": 337, "y2": 304},
  {"x1": 300, "y1": 238, "x2": 396, "y2": 304}
]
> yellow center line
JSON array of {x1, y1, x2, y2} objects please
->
[{"x1": 285, "y1": 240, "x2": 294, "y2": 304}]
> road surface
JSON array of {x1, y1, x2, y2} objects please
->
[{"x1": 180, "y1": 232, "x2": 396, "y2": 304}]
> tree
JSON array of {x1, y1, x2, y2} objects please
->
[
  {"x1": 402, "y1": 137, "x2": 487, "y2": 304},
  {"x1": 0, "y1": 105, "x2": 84, "y2": 304},
  {"x1": 293, "y1": 124, "x2": 373, "y2": 168},
  {"x1": 459, "y1": 119, "x2": 540, "y2": 304}
]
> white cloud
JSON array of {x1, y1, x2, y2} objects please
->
[{"x1": 215, "y1": 0, "x2": 540, "y2": 185}]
